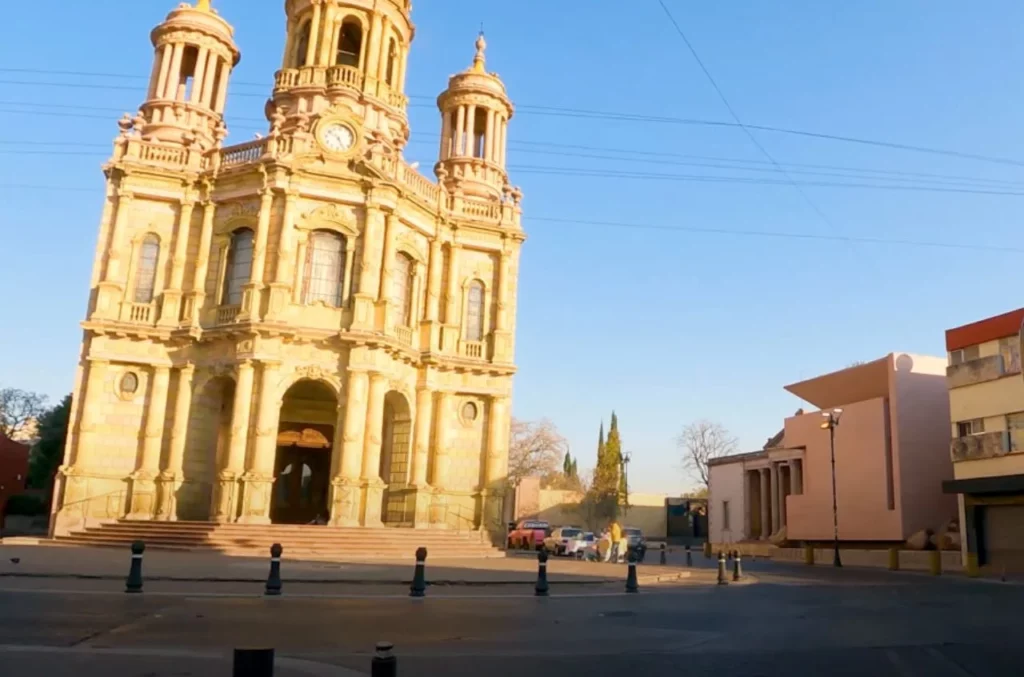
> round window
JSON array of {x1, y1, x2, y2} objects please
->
[
  {"x1": 120, "y1": 372, "x2": 139, "y2": 396},
  {"x1": 461, "y1": 401, "x2": 478, "y2": 423}
]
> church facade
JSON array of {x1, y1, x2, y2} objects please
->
[{"x1": 52, "y1": 0, "x2": 524, "y2": 537}]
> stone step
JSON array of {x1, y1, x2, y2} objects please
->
[
  {"x1": 96, "y1": 522, "x2": 486, "y2": 540},
  {"x1": 82, "y1": 527, "x2": 488, "y2": 545}
]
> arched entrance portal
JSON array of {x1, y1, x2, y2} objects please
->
[
  {"x1": 271, "y1": 379, "x2": 337, "y2": 525},
  {"x1": 379, "y1": 391, "x2": 413, "y2": 525}
]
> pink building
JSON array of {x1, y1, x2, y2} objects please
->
[{"x1": 709, "y1": 353, "x2": 956, "y2": 546}]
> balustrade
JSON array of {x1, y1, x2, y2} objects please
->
[
  {"x1": 459, "y1": 340, "x2": 484, "y2": 359},
  {"x1": 127, "y1": 303, "x2": 153, "y2": 324},
  {"x1": 220, "y1": 139, "x2": 268, "y2": 167},
  {"x1": 216, "y1": 305, "x2": 240, "y2": 324},
  {"x1": 395, "y1": 326, "x2": 413, "y2": 346}
]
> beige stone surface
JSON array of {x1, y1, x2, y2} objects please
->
[{"x1": 53, "y1": 1, "x2": 524, "y2": 541}]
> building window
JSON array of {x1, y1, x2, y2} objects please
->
[
  {"x1": 295, "y1": 20, "x2": 311, "y2": 67},
  {"x1": 302, "y1": 230, "x2": 345, "y2": 307},
  {"x1": 222, "y1": 228, "x2": 254, "y2": 306},
  {"x1": 957, "y1": 419, "x2": 985, "y2": 437},
  {"x1": 1008, "y1": 413, "x2": 1024, "y2": 452},
  {"x1": 385, "y1": 38, "x2": 397, "y2": 86},
  {"x1": 722, "y1": 500, "x2": 731, "y2": 530},
  {"x1": 392, "y1": 252, "x2": 414, "y2": 326},
  {"x1": 336, "y1": 19, "x2": 362, "y2": 67},
  {"x1": 466, "y1": 281, "x2": 484, "y2": 341},
  {"x1": 950, "y1": 345, "x2": 981, "y2": 366},
  {"x1": 119, "y1": 371, "x2": 140, "y2": 399},
  {"x1": 133, "y1": 235, "x2": 160, "y2": 303},
  {"x1": 1000, "y1": 337, "x2": 1021, "y2": 374}
]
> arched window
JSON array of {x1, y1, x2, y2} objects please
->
[
  {"x1": 392, "y1": 252, "x2": 414, "y2": 326},
  {"x1": 295, "y1": 20, "x2": 312, "y2": 67},
  {"x1": 337, "y1": 19, "x2": 362, "y2": 67},
  {"x1": 302, "y1": 230, "x2": 346, "y2": 307},
  {"x1": 222, "y1": 228, "x2": 254, "y2": 306},
  {"x1": 466, "y1": 281, "x2": 485, "y2": 341},
  {"x1": 473, "y1": 108, "x2": 488, "y2": 159},
  {"x1": 385, "y1": 38, "x2": 397, "y2": 86},
  {"x1": 133, "y1": 235, "x2": 160, "y2": 303}
]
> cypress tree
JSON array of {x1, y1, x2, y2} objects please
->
[{"x1": 563, "y1": 450, "x2": 572, "y2": 476}]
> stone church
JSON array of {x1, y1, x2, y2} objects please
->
[{"x1": 52, "y1": 0, "x2": 524, "y2": 538}]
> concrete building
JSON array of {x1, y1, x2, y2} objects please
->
[
  {"x1": 709, "y1": 353, "x2": 955, "y2": 547},
  {"x1": 941, "y1": 308, "x2": 1024, "y2": 572},
  {"x1": 52, "y1": 0, "x2": 524, "y2": 539}
]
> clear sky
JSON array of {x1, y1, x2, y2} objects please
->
[{"x1": 2, "y1": 1, "x2": 1023, "y2": 494}]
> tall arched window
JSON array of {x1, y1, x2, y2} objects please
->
[
  {"x1": 133, "y1": 234, "x2": 160, "y2": 303},
  {"x1": 466, "y1": 281, "x2": 485, "y2": 341},
  {"x1": 302, "y1": 230, "x2": 346, "y2": 307},
  {"x1": 473, "y1": 108, "x2": 488, "y2": 158},
  {"x1": 295, "y1": 20, "x2": 312, "y2": 67},
  {"x1": 392, "y1": 253, "x2": 414, "y2": 326},
  {"x1": 385, "y1": 38, "x2": 397, "y2": 86},
  {"x1": 337, "y1": 19, "x2": 362, "y2": 67},
  {"x1": 222, "y1": 228, "x2": 254, "y2": 306}
]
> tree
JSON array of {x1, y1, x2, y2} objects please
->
[
  {"x1": 592, "y1": 412, "x2": 625, "y2": 522},
  {"x1": 677, "y1": 420, "x2": 739, "y2": 488},
  {"x1": 29, "y1": 394, "x2": 71, "y2": 494},
  {"x1": 507, "y1": 417, "x2": 568, "y2": 487},
  {"x1": 562, "y1": 450, "x2": 572, "y2": 476},
  {"x1": 0, "y1": 387, "x2": 47, "y2": 441}
]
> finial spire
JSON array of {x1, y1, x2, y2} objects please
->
[
  {"x1": 195, "y1": 0, "x2": 212, "y2": 11},
  {"x1": 471, "y1": 32, "x2": 487, "y2": 73}
]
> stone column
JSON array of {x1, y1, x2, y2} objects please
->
[
  {"x1": 160, "y1": 198, "x2": 196, "y2": 326},
  {"x1": 154, "y1": 44, "x2": 174, "y2": 101},
  {"x1": 213, "y1": 59, "x2": 230, "y2": 113},
  {"x1": 491, "y1": 244, "x2": 512, "y2": 362},
  {"x1": 200, "y1": 50, "x2": 219, "y2": 107},
  {"x1": 376, "y1": 16, "x2": 392, "y2": 87},
  {"x1": 242, "y1": 189, "x2": 274, "y2": 319},
  {"x1": 792, "y1": 458, "x2": 803, "y2": 495},
  {"x1": 485, "y1": 109, "x2": 496, "y2": 161},
  {"x1": 101, "y1": 189, "x2": 133, "y2": 288},
  {"x1": 364, "y1": 12, "x2": 383, "y2": 86},
  {"x1": 127, "y1": 366, "x2": 171, "y2": 520},
  {"x1": 186, "y1": 199, "x2": 216, "y2": 325},
  {"x1": 190, "y1": 47, "x2": 210, "y2": 105},
  {"x1": 238, "y1": 361, "x2": 281, "y2": 525},
  {"x1": 442, "y1": 242, "x2": 461, "y2": 352},
  {"x1": 305, "y1": 1, "x2": 322, "y2": 66},
  {"x1": 352, "y1": 207, "x2": 385, "y2": 330},
  {"x1": 359, "y1": 373, "x2": 388, "y2": 527},
  {"x1": 330, "y1": 369, "x2": 368, "y2": 526},
  {"x1": 318, "y1": 4, "x2": 335, "y2": 65},
  {"x1": 212, "y1": 360, "x2": 253, "y2": 523},
  {"x1": 156, "y1": 364, "x2": 194, "y2": 521},
  {"x1": 377, "y1": 213, "x2": 398, "y2": 327},
  {"x1": 439, "y1": 111, "x2": 452, "y2": 160},
  {"x1": 431, "y1": 392, "x2": 452, "y2": 490},
  {"x1": 267, "y1": 189, "x2": 299, "y2": 319},
  {"x1": 163, "y1": 42, "x2": 185, "y2": 99},
  {"x1": 759, "y1": 468, "x2": 770, "y2": 540},
  {"x1": 770, "y1": 463, "x2": 781, "y2": 534},
  {"x1": 482, "y1": 396, "x2": 510, "y2": 532},
  {"x1": 69, "y1": 359, "x2": 109, "y2": 470},
  {"x1": 465, "y1": 105, "x2": 477, "y2": 156},
  {"x1": 454, "y1": 106, "x2": 466, "y2": 156}
]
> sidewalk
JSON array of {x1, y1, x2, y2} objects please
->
[{"x1": 0, "y1": 542, "x2": 690, "y2": 585}]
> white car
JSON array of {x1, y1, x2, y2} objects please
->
[
  {"x1": 544, "y1": 526, "x2": 585, "y2": 556},
  {"x1": 566, "y1": 531, "x2": 596, "y2": 558}
]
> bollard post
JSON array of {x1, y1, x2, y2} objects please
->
[
  {"x1": 625, "y1": 550, "x2": 639, "y2": 593},
  {"x1": 371, "y1": 642, "x2": 397, "y2": 677},
  {"x1": 659, "y1": 543, "x2": 667, "y2": 566},
  {"x1": 732, "y1": 550, "x2": 743, "y2": 582},
  {"x1": 410, "y1": 546, "x2": 428, "y2": 597},
  {"x1": 703, "y1": 541, "x2": 711, "y2": 559},
  {"x1": 233, "y1": 649, "x2": 275, "y2": 677},
  {"x1": 125, "y1": 541, "x2": 145, "y2": 594},
  {"x1": 803, "y1": 545, "x2": 814, "y2": 566},
  {"x1": 264, "y1": 543, "x2": 283, "y2": 596},
  {"x1": 685, "y1": 545, "x2": 693, "y2": 568},
  {"x1": 929, "y1": 549, "x2": 941, "y2": 576},
  {"x1": 535, "y1": 549, "x2": 550, "y2": 596},
  {"x1": 716, "y1": 551, "x2": 728, "y2": 586},
  {"x1": 887, "y1": 547, "x2": 900, "y2": 571}
]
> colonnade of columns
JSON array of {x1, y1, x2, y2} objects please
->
[
  {"x1": 749, "y1": 459, "x2": 803, "y2": 540},
  {"x1": 149, "y1": 40, "x2": 231, "y2": 114},
  {"x1": 440, "y1": 105, "x2": 509, "y2": 165}
]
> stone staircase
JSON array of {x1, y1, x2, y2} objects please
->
[{"x1": 56, "y1": 521, "x2": 505, "y2": 559}]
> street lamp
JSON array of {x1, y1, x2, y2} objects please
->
[{"x1": 820, "y1": 408, "x2": 843, "y2": 567}]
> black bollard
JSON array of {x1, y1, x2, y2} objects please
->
[
  {"x1": 625, "y1": 550, "x2": 640, "y2": 593},
  {"x1": 716, "y1": 551, "x2": 728, "y2": 586},
  {"x1": 535, "y1": 549, "x2": 549, "y2": 597},
  {"x1": 125, "y1": 540, "x2": 145, "y2": 594},
  {"x1": 410, "y1": 546, "x2": 428, "y2": 597},
  {"x1": 732, "y1": 551, "x2": 743, "y2": 582},
  {"x1": 659, "y1": 543, "x2": 667, "y2": 566},
  {"x1": 371, "y1": 641, "x2": 397, "y2": 677},
  {"x1": 685, "y1": 545, "x2": 693, "y2": 568},
  {"x1": 233, "y1": 648, "x2": 274, "y2": 677},
  {"x1": 265, "y1": 543, "x2": 283, "y2": 596}
]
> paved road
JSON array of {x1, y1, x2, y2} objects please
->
[{"x1": 3, "y1": 563, "x2": 1023, "y2": 676}]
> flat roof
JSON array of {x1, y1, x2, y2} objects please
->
[
  {"x1": 946, "y1": 307, "x2": 1024, "y2": 352},
  {"x1": 784, "y1": 355, "x2": 891, "y2": 410},
  {"x1": 708, "y1": 450, "x2": 766, "y2": 467}
]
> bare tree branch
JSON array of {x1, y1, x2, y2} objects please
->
[
  {"x1": 676, "y1": 419, "x2": 738, "y2": 488},
  {"x1": 0, "y1": 387, "x2": 47, "y2": 441},
  {"x1": 507, "y1": 417, "x2": 568, "y2": 487}
]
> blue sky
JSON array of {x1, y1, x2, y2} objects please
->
[{"x1": 2, "y1": 1, "x2": 1023, "y2": 494}]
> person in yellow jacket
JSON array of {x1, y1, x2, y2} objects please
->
[{"x1": 610, "y1": 520, "x2": 623, "y2": 562}]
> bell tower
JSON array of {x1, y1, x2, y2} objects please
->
[
  {"x1": 138, "y1": 0, "x2": 240, "y2": 149},
  {"x1": 435, "y1": 35, "x2": 514, "y2": 200},
  {"x1": 271, "y1": 0, "x2": 414, "y2": 149}
]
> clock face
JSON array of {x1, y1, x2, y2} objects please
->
[{"x1": 321, "y1": 123, "x2": 355, "y2": 152}]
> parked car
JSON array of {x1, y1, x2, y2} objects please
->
[
  {"x1": 543, "y1": 526, "x2": 584, "y2": 555},
  {"x1": 569, "y1": 531, "x2": 596, "y2": 558},
  {"x1": 624, "y1": 527, "x2": 647, "y2": 562},
  {"x1": 507, "y1": 520, "x2": 551, "y2": 550}
]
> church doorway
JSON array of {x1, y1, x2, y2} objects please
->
[
  {"x1": 378, "y1": 391, "x2": 413, "y2": 525},
  {"x1": 270, "y1": 380, "x2": 337, "y2": 525}
]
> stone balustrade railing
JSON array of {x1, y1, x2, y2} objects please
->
[{"x1": 220, "y1": 138, "x2": 268, "y2": 167}]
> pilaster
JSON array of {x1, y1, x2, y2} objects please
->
[
  {"x1": 211, "y1": 360, "x2": 254, "y2": 523},
  {"x1": 330, "y1": 368, "x2": 368, "y2": 526},
  {"x1": 127, "y1": 365, "x2": 171, "y2": 520},
  {"x1": 156, "y1": 364, "x2": 194, "y2": 521},
  {"x1": 359, "y1": 373, "x2": 388, "y2": 527},
  {"x1": 238, "y1": 361, "x2": 281, "y2": 525}
]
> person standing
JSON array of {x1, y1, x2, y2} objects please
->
[{"x1": 610, "y1": 520, "x2": 623, "y2": 563}]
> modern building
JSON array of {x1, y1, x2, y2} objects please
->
[
  {"x1": 941, "y1": 308, "x2": 1024, "y2": 572},
  {"x1": 52, "y1": 0, "x2": 524, "y2": 539},
  {"x1": 709, "y1": 353, "x2": 955, "y2": 547}
]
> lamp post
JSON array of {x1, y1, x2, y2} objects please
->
[
  {"x1": 820, "y1": 408, "x2": 843, "y2": 567},
  {"x1": 619, "y1": 451, "x2": 632, "y2": 512}
]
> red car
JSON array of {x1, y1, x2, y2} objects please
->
[{"x1": 507, "y1": 520, "x2": 551, "y2": 551}]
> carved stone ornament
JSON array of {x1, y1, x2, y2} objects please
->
[
  {"x1": 304, "y1": 203, "x2": 358, "y2": 236},
  {"x1": 295, "y1": 365, "x2": 327, "y2": 381},
  {"x1": 228, "y1": 201, "x2": 261, "y2": 219}
]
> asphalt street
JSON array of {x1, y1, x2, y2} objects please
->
[{"x1": 2, "y1": 561, "x2": 1023, "y2": 676}]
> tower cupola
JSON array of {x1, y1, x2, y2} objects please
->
[
  {"x1": 138, "y1": 0, "x2": 241, "y2": 149},
  {"x1": 435, "y1": 35, "x2": 514, "y2": 200}
]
